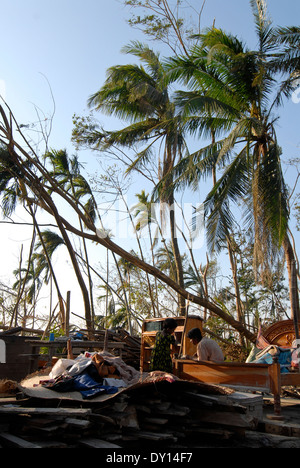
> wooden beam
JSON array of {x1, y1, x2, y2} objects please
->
[
  {"x1": 0, "y1": 432, "x2": 42, "y2": 448},
  {"x1": 174, "y1": 359, "x2": 272, "y2": 392}
]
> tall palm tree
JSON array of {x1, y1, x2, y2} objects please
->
[
  {"x1": 164, "y1": 0, "x2": 298, "y2": 318},
  {"x1": 87, "y1": 41, "x2": 187, "y2": 314}
]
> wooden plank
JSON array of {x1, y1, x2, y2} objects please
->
[
  {"x1": 90, "y1": 413, "x2": 116, "y2": 426},
  {"x1": 79, "y1": 438, "x2": 121, "y2": 448},
  {"x1": 281, "y1": 372, "x2": 300, "y2": 387},
  {"x1": 243, "y1": 430, "x2": 300, "y2": 448},
  {"x1": 175, "y1": 359, "x2": 272, "y2": 391},
  {"x1": 156, "y1": 405, "x2": 190, "y2": 417},
  {"x1": 65, "y1": 417, "x2": 91, "y2": 429},
  {"x1": 136, "y1": 431, "x2": 177, "y2": 441},
  {"x1": 134, "y1": 404, "x2": 151, "y2": 414},
  {"x1": 28, "y1": 423, "x2": 67, "y2": 434},
  {"x1": 0, "y1": 407, "x2": 91, "y2": 417},
  {"x1": 183, "y1": 391, "x2": 222, "y2": 405},
  {"x1": 184, "y1": 426, "x2": 235, "y2": 440},
  {"x1": 33, "y1": 440, "x2": 68, "y2": 448},
  {"x1": 188, "y1": 408, "x2": 255, "y2": 428},
  {"x1": 0, "y1": 432, "x2": 42, "y2": 448},
  {"x1": 25, "y1": 340, "x2": 125, "y2": 349},
  {"x1": 263, "y1": 418, "x2": 300, "y2": 438},
  {"x1": 143, "y1": 417, "x2": 169, "y2": 425}
]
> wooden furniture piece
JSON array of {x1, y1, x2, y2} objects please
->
[
  {"x1": 140, "y1": 316, "x2": 203, "y2": 372},
  {"x1": 262, "y1": 319, "x2": 300, "y2": 348},
  {"x1": 174, "y1": 359, "x2": 283, "y2": 414},
  {"x1": 174, "y1": 320, "x2": 300, "y2": 416}
]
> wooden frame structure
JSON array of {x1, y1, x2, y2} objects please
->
[
  {"x1": 174, "y1": 359, "x2": 283, "y2": 414},
  {"x1": 140, "y1": 316, "x2": 203, "y2": 373},
  {"x1": 174, "y1": 319, "x2": 300, "y2": 415},
  {"x1": 141, "y1": 318, "x2": 300, "y2": 415}
]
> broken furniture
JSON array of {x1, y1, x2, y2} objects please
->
[
  {"x1": 175, "y1": 319, "x2": 300, "y2": 416},
  {"x1": 140, "y1": 315, "x2": 203, "y2": 372}
]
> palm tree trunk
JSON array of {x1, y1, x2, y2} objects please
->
[
  {"x1": 34, "y1": 186, "x2": 94, "y2": 338},
  {"x1": 283, "y1": 234, "x2": 300, "y2": 320},
  {"x1": 69, "y1": 177, "x2": 96, "y2": 325},
  {"x1": 169, "y1": 196, "x2": 186, "y2": 315},
  {"x1": 57, "y1": 219, "x2": 94, "y2": 338},
  {"x1": 227, "y1": 237, "x2": 246, "y2": 347},
  {"x1": 29, "y1": 206, "x2": 66, "y2": 331},
  {"x1": 123, "y1": 193, "x2": 158, "y2": 318}
]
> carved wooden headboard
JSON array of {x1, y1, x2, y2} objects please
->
[{"x1": 262, "y1": 320, "x2": 300, "y2": 348}]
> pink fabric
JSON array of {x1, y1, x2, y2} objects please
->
[{"x1": 256, "y1": 324, "x2": 271, "y2": 350}]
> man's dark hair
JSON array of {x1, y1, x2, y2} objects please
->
[
  {"x1": 163, "y1": 318, "x2": 178, "y2": 330},
  {"x1": 187, "y1": 327, "x2": 202, "y2": 342}
]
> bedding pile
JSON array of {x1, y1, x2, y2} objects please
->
[{"x1": 34, "y1": 350, "x2": 140, "y2": 399}]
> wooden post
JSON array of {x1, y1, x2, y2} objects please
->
[
  {"x1": 103, "y1": 328, "x2": 109, "y2": 352},
  {"x1": 67, "y1": 339, "x2": 74, "y2": 360},
  {"x1": 268, "y1": 359, "x2": 283, "y2": 419},
  {"x1": 291, "y1": 261, "x2": 300, "y2": 340},
  {"x1": 66, "y1": 291, "x2": 71, "y2": 337},
  {"x1": 179, "y1": 315, "x2": 188, "y2": 358}
]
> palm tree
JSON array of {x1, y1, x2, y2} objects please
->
[
  {"x1": 0, "y1": 103, "x2": 258, "y2": 341},
  {"x1": 87, "y1": 41, "x2": 187, "y2": 314},
  {"x1": 12, "y1": 254, "x2": 43, "y2": 329},
  {"x1": 269, "y1": 25, "x2": 300, "y2": 89},
  {"x1": 0, "y1": 146, "x2": 56, "y2": 328},
  {"x1": 117, "y1": 253, "x2": 138, "y2": 334},
  {"x1": 131, "y1": 189, "x2": 160, "y2": 315},
  {"x1": 165, "y1": 0, "x2": 298, "y2": 319},
  {"x1": 33, "y1": 229, "x2": 67, "y2": 330}
]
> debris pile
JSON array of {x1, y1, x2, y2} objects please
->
[
  {"x1": 0, "y1": 366, "x2": 265, "y2": 449},
  {"x1": 90, "y1": 328, "x2": 141, "y2": 368},
  {"x1": 2, "y1": 336, "x2": 300, "y2": 449}
]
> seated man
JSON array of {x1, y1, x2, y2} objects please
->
[{"x1": 187, "y1": 327, "x2": 224, "y2": 362}]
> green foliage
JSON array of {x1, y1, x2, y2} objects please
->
[{"x1": 0, "y1": 0, "x2": 299, "y2": 341}]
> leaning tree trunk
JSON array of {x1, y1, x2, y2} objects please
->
[
  {"x1": 0, "y1": 104, "x2": 255, "y2": 342},
  {"x1": 55, "y1": 215, "x2": 94, "y2": 339}
]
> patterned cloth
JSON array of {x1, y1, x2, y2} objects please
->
[{"x1": 149, "y1": 332, "x2": 175, "y2": 373}]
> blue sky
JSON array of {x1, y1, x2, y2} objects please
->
[
  {"x1": 0, "y1": 0, "x2": 299, "y2": 325},
  {"x1": 1, "y1": 0, "x2": 299, "y2": 154}
]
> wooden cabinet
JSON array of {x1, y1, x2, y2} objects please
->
[{"x1": 140, "y1": 315, "x2": 203, "y2": 372}]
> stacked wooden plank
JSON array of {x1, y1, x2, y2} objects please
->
[
  {"x1": 80, "y1": 328, "x2": 141, "y2": 367},
  {"x1": 0, "y1": 379, "x2": 262, "y2": 449},
  {"x1": 107, "y1": 328, "x2": 141, "y2": 368},
  {"x1": 2, "y1": 377, "x2": 300, "y2": 448}
]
